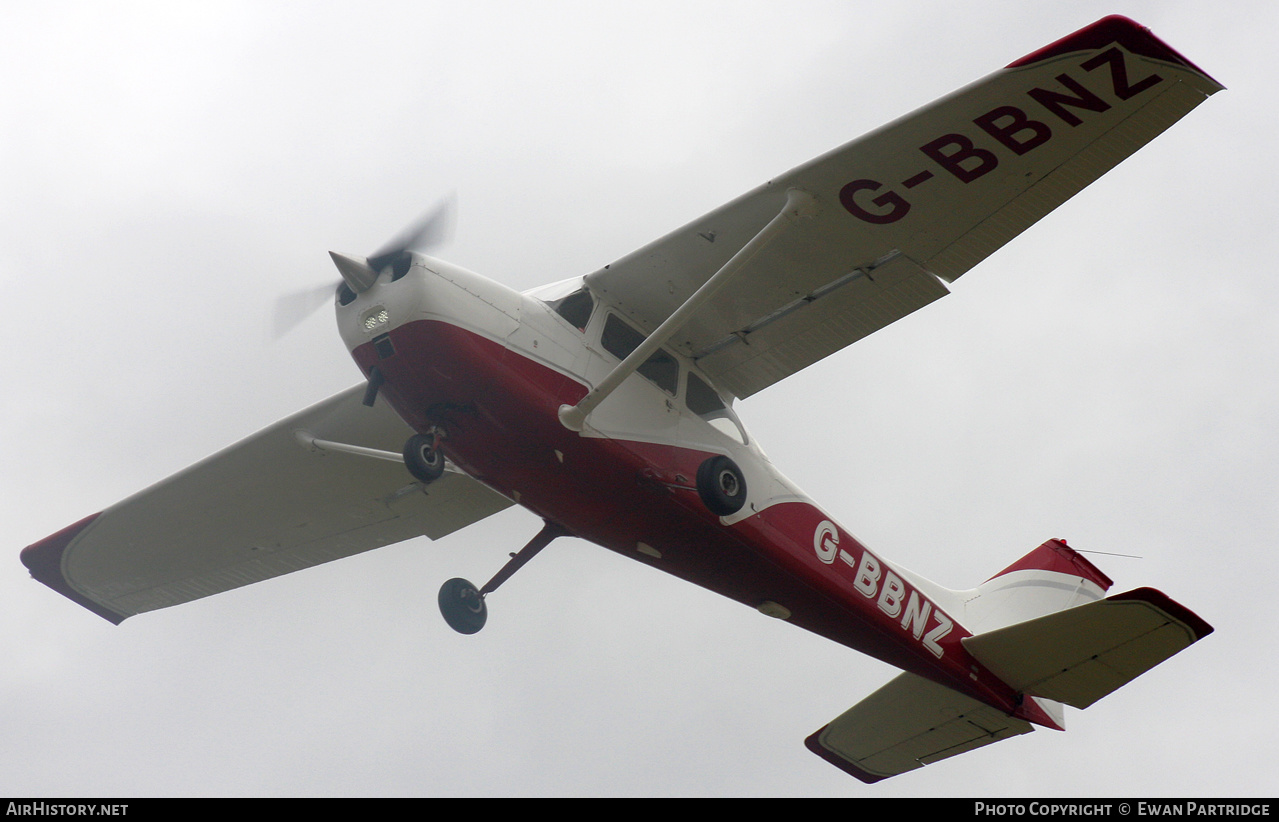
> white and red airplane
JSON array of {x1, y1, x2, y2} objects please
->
[{"x1": 22, "y1": 16, "x2": 1221, "y2": 783}]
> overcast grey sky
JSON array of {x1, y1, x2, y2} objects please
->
[{"x1": 2, "y1": 0, "x2": 1274, "y2": 797}]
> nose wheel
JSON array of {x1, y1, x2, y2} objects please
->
[{"x1": 438, "y1": 520, "x2": 569, "y2": 634}]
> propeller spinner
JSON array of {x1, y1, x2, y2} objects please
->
[{"x1": 273, "y1": 195, "x2": 455, "y2": 338}]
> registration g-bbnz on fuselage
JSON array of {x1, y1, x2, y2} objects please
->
[{"x1": 22, "y1": 16, "x2": 1221, "y2": 783}]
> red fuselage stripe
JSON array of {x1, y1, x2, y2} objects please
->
[{"x1": 353, "y1": 318, "x2": 1031, "y2": 715}]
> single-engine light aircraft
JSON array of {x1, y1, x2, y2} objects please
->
[{"x1": 23, "y1": 16, "x2": 1221, "y2": 783}]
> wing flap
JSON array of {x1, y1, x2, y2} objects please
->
[
  {"x1": 805, "y1": 672, "x2": 1034, "y2": 783},
  {"x1": 22, "y1": 385, "x2": 512, "y2": 622},
  {"x1": 694, "y1": 252, "x2": 949, "y2": 400},
  {"x1": 962, "y1": 588, "x2": 1213, "y2": 709}
]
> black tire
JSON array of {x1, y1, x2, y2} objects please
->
[
  {"x1": 404, "y1": 433, "x2": 446, "y2": 484},
  {"x1": 438, "y1": 577, "x2": 487, "y2": 634},
  {"x1": 696, "y1": 455, "x2": 747, "y2": 516}
]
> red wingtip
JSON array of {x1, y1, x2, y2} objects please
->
[
  {"x1": 1008, "y1": 15, "x2": 1222, "y2": 88},
  {"x1": 22, "y1": 513, "x2": 128, "y2": 625}
]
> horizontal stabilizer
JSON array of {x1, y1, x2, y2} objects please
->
[
  {"x1": 805, "y1": 672, "x2": 1033, "y2": 783},
  {"x1": 962, "y1": 588, "x2": 1213, "y2": 709}
]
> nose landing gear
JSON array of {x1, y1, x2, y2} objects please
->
[{"x1": 438, "y1": 520, "x2": 570, "y2": 634}]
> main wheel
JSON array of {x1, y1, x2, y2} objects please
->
[
  {"x1": 696, "y1": 455, "x2": 747, "y2": 516},
  {"x1": 404, "y1": 433, "x2": 446, "y2": 484},
  {"x1": 438, "y1": 577, "x2": 487, "y2": 634}
]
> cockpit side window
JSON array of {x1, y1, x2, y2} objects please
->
[
  {"x1": 686, "y1": 372, "x2": 747, "y2": 444},
  {"x1": 601, "y1": 313, "x2": 679, "y2": 395},
  {"x1": 548, "y1": 288, "x2": 595, "y2": 331}
]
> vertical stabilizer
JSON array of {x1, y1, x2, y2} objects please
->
[{"x1": 961, "y1": 539, "x2": 1113, "y2": 635}]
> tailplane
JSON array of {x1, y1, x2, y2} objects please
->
[
  {"x1": 805, "y1": 671, "x2": 1035, "y2": 783},
  {"x1": 962, "y1": 587, "x2": 1212, "y2": 710},
  {"x1": 806, "y1": 539, "x2": 1212, "y2": 783}
]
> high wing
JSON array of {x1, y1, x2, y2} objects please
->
[
  {"x1": 585, "y1": 16, "x2": 1224, "y2": 399},
  {"x1": 21, "y1": 386, "x2": 512, "y2": 623}
]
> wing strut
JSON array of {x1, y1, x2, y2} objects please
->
[
  {"x1": 294, "y1": 430, "x2": 404, "y2": 463},
  {"x1": 558, "y1": 187, "x2": 817, "y2": 431}
]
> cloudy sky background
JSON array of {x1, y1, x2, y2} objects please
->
[{"x1": 2, "y1": 0, "x2": 1273, "y2": 797}]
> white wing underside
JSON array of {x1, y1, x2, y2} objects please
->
[
  {"x1": 38, "y1": 386, "x2": 511, "y2": 622},
  {"x1": 586, "y1": 37, "x2": 1222, "y2": 399}
]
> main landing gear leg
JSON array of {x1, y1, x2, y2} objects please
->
[{"x1": 438, "y1": 520, "x2": 570, "y2": 635}]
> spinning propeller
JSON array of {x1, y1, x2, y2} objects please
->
[{"x1": 273, "y1": 195, "x2": 456, "y2": 338}]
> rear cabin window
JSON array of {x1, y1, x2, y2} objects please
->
[
  {"x1": 685, "y1": 371, "x2": 727, "y2": 417},
  {"x1": 686, "y1": 372, "x2": 747, "y2": 444},
  {"x1": 601, "y1": 314, "x2": 679, "y2": 395},
  {"x1": 548, "y1": 288, "x2": 594, "y2": 331}
]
